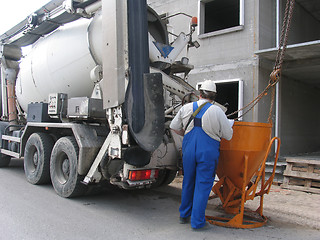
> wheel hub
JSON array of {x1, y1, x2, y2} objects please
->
[
  {"x1": 33, "y1": 152, "x2": 38, "y2": 166},
  {"x1": 62, "y1": 158, "x2": 70, "y2": 179}
]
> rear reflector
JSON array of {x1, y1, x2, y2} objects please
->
[{"x1": 128, "y1": 169, "x2": 159, "y2": 181}]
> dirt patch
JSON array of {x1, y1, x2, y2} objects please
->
[{"x1": 170, "y1": 176, "x2": 320, "y2": 230}]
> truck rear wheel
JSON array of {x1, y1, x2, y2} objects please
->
[
  {"x1": 152, "y1": 169, "x2": 177, "y2": 188},
  {"x1": 162, "y1": 169, "x2": 177, "y2": 185},
  {"x1": 50, "y1": 136, "x2": 87, "y2": 198},
  {"x1": 24, "y1": 132, "x2": 54, "y2": 184}
]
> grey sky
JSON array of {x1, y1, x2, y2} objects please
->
[{"x1": 0, "y1": 0, "x2": 50, "y2": 35}]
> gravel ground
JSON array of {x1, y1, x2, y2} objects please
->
[{"x1": 169, "y1": 176, "x2": 320, "y2": 230}]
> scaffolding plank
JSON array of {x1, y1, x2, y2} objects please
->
[
  {"x1": 283, "y1": 170, "x2": 320, "y2": 180},
  {"x1": 285, "y1": 158, "x2": 320, "y2": 166}
]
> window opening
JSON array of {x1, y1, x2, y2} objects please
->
[
  {"x1": 199, "y1": 0, "x2": 244, "y2": 36},
  {"x1": 197, "y1": 79, "x2": 243, "y2": 119}
]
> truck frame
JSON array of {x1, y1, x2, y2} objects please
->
[{"x1": 0, "y1": 0, "x2": 202, "y2": 197}]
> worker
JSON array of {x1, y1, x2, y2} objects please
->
[{"x1": 170, "y1": 80, "x2": 233, "y2": 229}]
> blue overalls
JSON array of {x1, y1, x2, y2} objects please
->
[{"x1": 179, "y1": 102, "x2": 220, "y2": 229}]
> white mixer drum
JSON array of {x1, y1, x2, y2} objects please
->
[
  {"x1": 16, "y1": 18, "x2": 98, "y2": 112},
  {"x1": 15, "y1": 6, "x2": 168, "y2": 113}
]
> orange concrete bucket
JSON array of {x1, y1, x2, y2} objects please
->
[
  {"x1": 217, "y1": 122, "x2": 272, "y2": 189},
  {"x1": 206, "y1": 121, "x2": 281, "y2": 228}
]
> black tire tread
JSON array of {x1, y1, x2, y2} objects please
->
[
  {"x1": 162, "y1": 169, "x2": 177, "y2": 186},
  {"x1": 50, "y1": 136, "x2": 87, "y2": 198},
  {"x1": 152, "y1": 169, "x2": 177, "y2": 188},
  {"x1": 24, "y1": 132, "x2": 54, "y2": 185}
]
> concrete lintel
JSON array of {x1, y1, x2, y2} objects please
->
[{"x1": 256, "y1": 40, "x2": 320, "y2": 61}]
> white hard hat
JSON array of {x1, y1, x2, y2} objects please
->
[{"x1": 199, "y1": 80, "x2": 216, "y2": 93}]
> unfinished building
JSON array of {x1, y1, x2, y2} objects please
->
[{"x1": 148, "y1": 0, "x2": 320, "y2": 157}]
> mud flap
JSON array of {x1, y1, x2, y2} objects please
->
[
  {"x1": 124, "y1": 0, "x2": 165, "y2": 167},
  {"x1": 125, "y1": 73, "x2": 165, "y2": 153}
]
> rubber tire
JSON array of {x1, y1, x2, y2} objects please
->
[
  {"x1": 0, "y1": 154, "x2": 11, "y2": 168},
  {"x1": 24, "y1": 132, "x2": 54, "y2": 185},
  {"x1": 162, "y1": 169, "x2": 177, "y2": 185},
  {"x1": 50, "y1": 136, "x2": 87, "y2": 198},
  {"x1": 152, "y1": 169, "x2": 177, "y2": 188}
]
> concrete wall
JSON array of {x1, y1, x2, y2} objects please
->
[
  {"x1": 259, "y1": 0, "x2": 320, "y2": 49},
  {"x1": 148, "y1": 0, "x2": 261, "y2": 122},
  {"x1": 257, "y1": 59, "x2": 274, "y2": 124},
  {"x1": 283, "y1": 1, "x2": 320, "y2": 45},
  {"x1": 259, "y1": 0, "x2": 276, "y2": 50},
  {"x1": 280, "y1": 77, "x2": 320, "y2": 154}
]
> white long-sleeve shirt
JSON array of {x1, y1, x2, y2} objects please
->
[{"x1": 170, "y1": 99, "x2": 233, "y2": 142}]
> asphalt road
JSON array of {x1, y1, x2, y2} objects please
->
[{"x1": 0, "y1": 159, "x2": 319, "y2": 240}]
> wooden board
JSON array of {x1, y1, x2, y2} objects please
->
[
  {"x1": 281, "y1": 158, "x2": 320, "y2": 194},
  {"x1": 281, "y1": 183, "x2": 320, "y2": 194}
]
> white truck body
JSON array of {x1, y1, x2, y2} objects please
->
[{"x1": 0, "y1": 0, "x2": 200, "y2": 197}]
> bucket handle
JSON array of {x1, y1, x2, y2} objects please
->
[
  {"x1": 256, "y1": 137, "x2": 281, "y2": 196},
  {"x1": 245, "y1": 137, "x2": 281, "y2": 199}
]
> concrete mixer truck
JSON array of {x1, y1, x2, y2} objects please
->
[{"x1": 0, "y1": 0, "x2": 203, "y2": 198}]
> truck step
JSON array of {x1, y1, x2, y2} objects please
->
[
  {"x1": 0, "y1": 149, "x2": 20, "y2": 158},
  {"x1": 1, "y1": 134, "x2": 21, "y2": 158},
  {"x1": 2, "y1": 135, "x2": 21, "y2": 143}
]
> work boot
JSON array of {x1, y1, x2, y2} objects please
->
[
  {"x1": 179, "y1": 216, "x2": 190, "y2": 224},
  {"x1": 192, "y1": 222, "x2": 210, "y2": 231}
]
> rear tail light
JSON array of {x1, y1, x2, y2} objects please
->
[{"x1": 128, "y1": 169, "x2": 159, "y2": 181}]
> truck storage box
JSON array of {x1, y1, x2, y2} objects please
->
[
  {"x1": 27, "y1": 103, "x2": 50, "y2": 122},
  {"x1": 67, "y1": 97, "x2": 105, "y2": 119}
]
